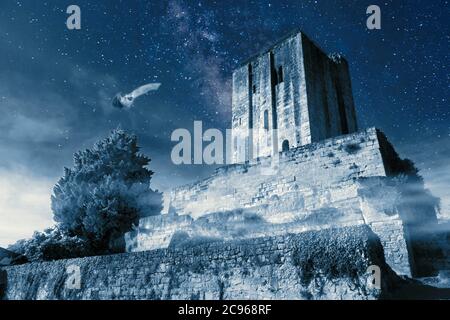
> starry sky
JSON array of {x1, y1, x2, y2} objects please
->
[{"x1": 0, "y1": 0, "x2": 449, "y2": 247}]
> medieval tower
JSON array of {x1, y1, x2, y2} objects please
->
[{"x1": 231, "y1": 30, "x2": 358, "y2": 162}]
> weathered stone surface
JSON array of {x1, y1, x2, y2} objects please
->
[
  {"x1": 0, "y1": 226, "x2": 408, "y2": 300},
  {"x1": 166, "y1": 128, "x2": 387, "y2": 220},
  {"x1": 128, "y1": 127, "x2": 442, "y2": 277},
  {"x1": 231, "y1": 30, "x2": 358, "y2": 162},
  {"x1": 0, "y1": 248, "x2": 27, "y2": 267}
]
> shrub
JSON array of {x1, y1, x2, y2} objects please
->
[
  {"x1": 8, "y1": 228, "x2": 92, "y2": 262},
  {"x1": 344, "y1": 143, "x2": 361, "y2": 154}
]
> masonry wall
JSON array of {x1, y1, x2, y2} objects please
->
[
  {"x1": 131, "y1": 128, "x2": 441, "y2": 277},
  {"x1": 1, "y1": 226, "x2": 401, "y2": 300},
  {"x1": 302, "y1": 35, "x2": 357, "y2": 141},
  {"x1": 167, "y1": 128, "x2": 386, "y2": 219},
  {"x1": 125, "y1": 215, "x2": 194, "y2": 252},
  {"x1": 249, "y1": 48, "x2": 274, "y2": 158},
  {"x1": 231, "y1": 64, "x2": 251, "y2": 162},
  {"x1": 331, "y1": 57, "x2": 358, "y2": 133},
  {"x1": 129, "y1": 177, "x2": 414, "y2": 276},
  {"x1": 247, "y1": 32, "x2": 309, "y2": 157}
]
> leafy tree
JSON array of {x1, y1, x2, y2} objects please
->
[
  {"x1": 8, "y1": 227, "x2": 91, "y2": 262},
  {"x1": 51, "y1": 129, "x2": 162, "y2": 254}
]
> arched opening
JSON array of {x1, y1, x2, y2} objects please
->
[
  {"x1": 263, "y1": 110, "x2": 269, "y2": 130},
  {"x1": 282, "y1": 140, "x2": 290, "y2": 152}
]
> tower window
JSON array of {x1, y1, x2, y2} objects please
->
[
  {"x1": 278, "y1": 66, "x2": 284, "y2": 83},
  {"x1": 263, "y1": 110, "x2": 269, "y2": 130},
  {"x1": 282, "y1": 140, "x2": 290, "y2": 152},
  {"x1": 253, "y1": 85, "x2": 256, "y2": 93}
]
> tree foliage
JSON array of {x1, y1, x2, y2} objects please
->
[
  {"x1": 51, "y1": 129, "x2": 162, "y2": 254},
  {"x1": 10, "y1": 129, "x2": 162, "y2": 260},
  {"x1": 8, "y1": 227, "x2": 92, "y2": 262}
]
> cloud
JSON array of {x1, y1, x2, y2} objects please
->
[
  {"x1": 6, "y1": 114, "x2": 69, "y2": 144},
  {"x1": 0, "y1": 72, "x2": 74, "y2": 141},
  {"x1": 421, "y1": 162, "x2": 450, "y2": 220},
  {"x1": 69, "y1": 67, "x2": 121, "y2": 115},
  {"x1": 0, "y1": 60, "x2": 124, "y2": 247},
  {"x1": 0, "y1": 168, "x2": 55, "y2": 248},
  {"x1": 398, "y1": 136, "x2": 450, "y2": 220}
]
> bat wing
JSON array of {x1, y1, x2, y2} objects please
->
[{"x1": 131, "y1": 83, "x2": 161, "y2": 99}]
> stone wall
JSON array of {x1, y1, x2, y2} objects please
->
[
  {"x1": 302, "y1": 35, "x2": 358, "y2": 140},
  {"x1": 125, "y1": 215, "x2": 194, "y2": 252},
  {"x1": 127, "y1": 128, "x2": 441, "y2": 277},
  {"x1": 128, "y1": 177, "x2": 414, "y2": 277},
  {"x1": 1, "y1": 226, "x2": 402, "y2": 300},
  {"x1": 166, "y1": 128, "x2": 386, "y2": 219}
]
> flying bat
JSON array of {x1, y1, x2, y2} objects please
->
[{"x1": 112, "y1": 83, "x2": 161, "y2": 109}]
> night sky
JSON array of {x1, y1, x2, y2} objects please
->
[{"x1": 0, "y1": 0, "x2": 449, "y2": 247}]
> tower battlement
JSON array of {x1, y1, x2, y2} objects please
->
[{"x1": 231, "y1": 31, "x2": 357, "y2": 162}]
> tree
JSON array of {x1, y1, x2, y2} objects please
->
[
  {"x1": 51, "y1": 129, "x2": 162, "y2": 254},
  {"x1": 8, "y1": 227, "x2": 92, "y2": 262}
]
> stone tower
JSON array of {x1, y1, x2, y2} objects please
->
[{"x1": 231, "y1": 30, "x2": 358, "y2": 162}]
